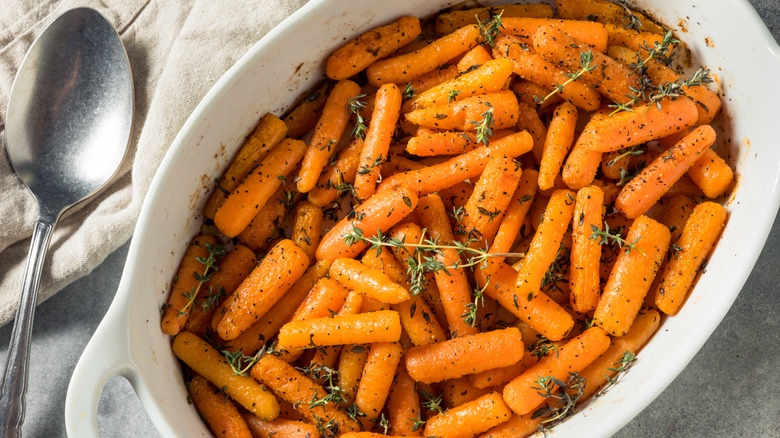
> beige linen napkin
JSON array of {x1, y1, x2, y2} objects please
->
[{"x1": 0, "y1": 0, "x2": 309, "y2": 325}]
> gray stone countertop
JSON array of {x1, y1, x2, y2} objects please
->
[{"x1": 2, "y1": 1, "x2": 780, "y2": 436}]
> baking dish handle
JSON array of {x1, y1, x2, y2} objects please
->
[{"x1": 64, "y1": 298, "x2": 137, "y2": 438}]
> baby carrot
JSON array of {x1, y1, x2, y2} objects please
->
[
  {"x1": 326, "y1": 16, "x2": 422, "y2": 80},
  {"x1": 354, "y1": 83, "x2": 403, "y2": 200},
  {"x1": 405, "y1": 328, "x2": 525, "y2": 384},
  {"x1": 594, "y1": 215, "x2": 670, "y2": 336},
  {"x1": 307, "y1": 137, "x2": 363, "y2": 207},
  {"x1": 503, "y1": 17, "x2": 609, "y2": 52},
  {"x1": 605, "y1": 24, "x2": 667, "y2": 53},
  {"x1": 242, "y1": 415, "x2": 318, "y2": 438},
  {"x1": 238, "y1": 180, "x2": 297, "y2": 251},
  {"x1": 569, "y1": 186, "x2": 604, "y2": 313},
  {"x1": 659, "y1": 195, "x2": 696, "y2": 243},
  {"x1": 283, "y1": 83, "x2": 329, "y2": 139},
  {"x1": 555, "y1": 0, "x2": 666, "y2": 34},
  {"x1": 515, "y1": 102, "x2": 548, "y2": 163},
  {"x1": 307, "y1": 290, "x2": 364, "y2": 374},
  {"x1": 387, "y1": 365, "x2": 423, "y2": 436},
  {"x1": 354, "y1": 342, "x2": 404, "y2": 423},
  {"x1": 277, "y1": 310, "x2": 402, "y2": 349},
  {"x1": 457, "y1": 45, "x2": 494, "y2": 72},
  {"x1": 561, "y1": 112, "x2": 606, "y2": 189},
  {"x1": 188, "y1": 375, "x2": 252, "y2": 438},
  {"x1": 539, "y1": 101, "x2": 578, "y2": 190},
  {"x1": 366, "y1": 24, "x2": 481, "y2": 86},
  {"x1": 687, "y1": 148, "x2": 734, "y2": 198},
  {"x1": 406, "y1": 91, "x2": 519, "y2": 131},
  {"x1": 330, "y1": 258, "x2": 411, "y2": 304},
  {"x1": 424, "y1": 392, "x2": 513, "y2": 438},
  {"x1": 410, "y1": 58, "x2": 515, "y2": 110},
  {"x1": 435, "y1": 4, "x2": 554, "y2": 35},
  {"x1": 489, "y1": 169, "x2": 539, "y2": 259},
  {"x1": 469, "y1": 354, "x2": 539, "y2": 389},
  {"x1": 214, "y1": 239, "x2": 309, "y2": 341},
  {"x1": 291, "y1": 200, "x2": 323, "y2": 260},
  {"x1": 297, "y1": 79, "x2": 362, "y2": 193},
  {"x1": 441, "y1": 377, "x2": 491, "y2": 409},
  {"x1": 502, "y1": 326, "x2": 611, "y2": 415},
  {"x1": 654, "y1": 202, "x2": 726, "y2": 315},
  {"x1": 172, "y1": 332, "x2": 279, "y2": 420},
  {"x1": 214, "y1": 138, "x2": 306, "y2": 238},
  {"x1": 250, "y1": 354, "x2": 359, "y2": 432},
  {"x1": 339, "y1": 345, "x2": 370, "y2": 407},
  {"x1": 616, "y1": 125, "x2": 716, "y2": 219},
  {"x1": 161, "y1": 234, "x2": 218, "y2": 336},
  {"x1": 205, "y1": 114, "x2": 288, "y2": 219},
  {"x1": 406, "y1": 129, "x2": 509, "y2": 157},
  {"x1": 317, "y1": 184, "x2": 418, "y2": 260},
  {"x1": 478, "y1": 413, "x2": 543, "y2": 438}
]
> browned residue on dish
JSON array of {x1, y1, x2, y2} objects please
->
[
  {"x1": 705, "y1": 37, "x2": 714, "y2": 48},
  {"x1": 678, "y1": 18, "x2": 688, "y2": 33}
]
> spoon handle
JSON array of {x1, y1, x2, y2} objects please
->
[{"x1": 0, "y1": 216, "x2": 56, "y2": 438}]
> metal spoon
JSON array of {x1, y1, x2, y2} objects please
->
[{"x1": 0, "y1": 8, "x2": 133, "y2": 436}]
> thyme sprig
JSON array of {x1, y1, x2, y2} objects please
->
[
  {"x1": 529, "y1": 337, "x2": 559, "y2": 360},
  {"x1": 348, "y1": 94, "x2": 368, "y2": 140},
  {"x1": 222, "y1": 343, "x2": 267, "y2": 377},
  {"x1": 462, "y1": 280, "x2": 489, "y2": 327},
  {"x1": 590, "y1": 223, "x2": 645, "y2": 256},
  {"x1": 617, "y1": 0, "x2": 643, "y2": 31},
  {"x1": 605, "y1": 145, "x2": 646, "y2": 168},
  {"x1": 418, "y1": 389, "x2": 445, "y2": 414},
  {"x1": 537, "y1": 50, "x2": 597, "y2": 105},
  {"x1": 532, "y1": 372, "x2": 587, "y2": 431},
  {"x1": 178, "y1": 242, "x2": 227, "y2": 316},
  {"x1": 477, "y1": 9, "x2": 505, "y2": 48},
  {"x1": 470, "y1": 103, "x2": 494, "y2": 146},
  {"x1": 596, "y1": 351, "x2": 637, "y2": 397},
  {"x1": 402, "y1": 82, "x2": 417, "y2": 101}
]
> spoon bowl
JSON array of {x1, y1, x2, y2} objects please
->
[{"x1": 0, "y1": 7, "x2": 133, "y2": 436}]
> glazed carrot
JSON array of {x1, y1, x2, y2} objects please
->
[
  {"x1": 188, "y1": 375, "x2": 252, "y2": 438},
  {"x1": 366, "y1": 24, "x2": 482, "y2": 86},
  {"x1": 341, "y1": 434, "x2": 405, "y2": 438},
  {"x1": 205, "y1": 114, "x2": 288, "y2": 219},
  {"x1": 290, "y1": 278, "x2": 351, "y2": 323},
  {"x1": 406, "y1": 129, "x2": 512, "y2": 157},
  {"x1": 569, "y1": 186, "x2": 604, "y2": 313},
  {"x1": 354, "y1": 83, "x2": 403, "y2": 200},
  {"x1": 605, "y1": 24, "x2": 667, "y2": 53},
  {"x1": 555, "y1": 0, "x2": 666, "y2": 34},
  {"x1": 478, "y1": 413, "x2": 543, "y2": 438},
  {"x1": 297, "y1": 80, "x2": 362, "y2": 193},
  {"x1": 277, "y1": 310, "x2": 402, "y2": 349},
  {"x1": 688, "y1": 148, "x2": 734, "y2": 198},
  {"x1": 532, "y1": 25, "x2": 639, "y2": 105},
  {"x1": 307, "y1": 137, "x2": 363, "y2": 207},
  {"x1": 513, "y1": 81, "x2": 561, "y2": 111},
  {"x1": 339, "y1": 345, "x2": 371, "y2": 407},
  {"x1": 459, "y1": 154, "x2": 523, "y2": 250},
  {"x1": 284, "y1": 83, "x2": 329, "y2": 139},
  {"x1": 502, "y1": 326, "x2": 611, "y2": 415},
  {"x1": 326, "y1": 16, "x2": 422, "y2": 80},
  {"x1": 539, "y1": 102, "x2": 578, "y2": 190},
  {"x1": 515, "y1": 102, "x2": 548, "y2": 163},
  {"x1": 291, "y1": 200, "x2": 323, "y2": 260},
  {"x1": 405, "y1": 91, "x2": 519, "y2": 131},
  {"x1": 503, "y1": 17, "x2": 609, "y2": 52},
  {"x1": 654, "y1": 202, "x2": 726, "y2": 315},
  {"x1": 317, "y1": 184, "x2": 418, "y2": 260},
  {"x1": 578, "y1": 309, "x2": 661, "y2": 400},
  {"x1": 435, "y1": 4, "x2": 554, "y2": 35},
  {"x1": 416, "y1": 194, "x2": 480, "y2": 337},
  {"x1": 470, "y1": 353, "x2": 539, "y2": 390},
  {"x1": 330, "y1": 258, "x2": 411, "y2": 304},
  {"x1": 224, "y1": 260, "x2": 331, "y2": 355},
  {"x1": 495, "y1": 36, "x2": 601, "y2": 112},
  {"x1": 250, "y1": 354, "x2": 359, "y2": 432},
  {"x1": 242, "y1": 415, "x2": 318, "y2": 438},
  {"x1": 594, "y1": 215, "x2": 670, "y2": 336},
  {"x1": 561, "y1": 112, "x2": 606, "y2": 189},
  {"x1": 457, "y1": 45, "x2": 493, "y2": 72},
  {"x1": 489, "y1": 169, "x2": 539, "y2": 259},
  {"x1": 582, "y1": 99, "x2": 699, "y2": 153},
  {"x1": 379, "y1": 131, "x2": 533, "y2": 197},
  {"x1": 172, "y1": 332, "x2": 279, "y2": 420},
  {"x1": 512, "y1": 190, "x2": 576, "y2": 340},
  {"x1": 406, "y1": 64, "x2": 461, "y2": 99},
  {"x1": 387, "y1": 366, "x2": 423, "y2": 436},
  {"x1": 441, "y1": 377, "x2": 492, "y2": 408},
  {"x1": 238, "y1": 179, "x2": 298, "y2": 251},
  {"x1": 215, "y1": 138, "x2": 307, "y2": 238},
  {"x1": 185, "y1": 243, "x2": 257, "y2": 335},
  {"x1": 355, "y1": 342, "x2": 404, "y2": 423},
  {"x1": 425, "y1": 392, "x2": 512, "y2": 438},
  {"x1": 616, "y1": 125, "x2": 717, "y2": 219},
  {"x1": 410, "y1": 58, "x2": 515, "y2": 110},
  {"x1": 659, "y1": 195, "x2": 695, "y2": 243},
  {"x1": 306, "y1": 290, "x2": 364, "y2": 373},
  {"x1": 405, "y1": 328, "x2": 525, "y2": 384},
  {"x1": 214, "y1": 240, "x2": 309, "y2": 341},
  {"x1": 161, "y1": 235, "x2": 218, "y2": 336}
]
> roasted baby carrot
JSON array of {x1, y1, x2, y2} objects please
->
[
  {"x1": 405, "y1": 328, "x2": 525, "y2": 384},
  {"x1": 188, "y1": 375, "x2": 253, "y2": 438},
  {"x1": 515, "y1": 102, "x2": 548, "y2": 163},
  {"x1": 502, "y1": 326, "x2": 611, "y2": 415},
  {"x1": 291, "y1": 200, "x2": 323, "y2": 260},
  {"x1": 594, "y1": 215, "x2": 670, "y2": 336},
  {"x1": 277, "y1": 310, "x2": 402, "y2": 349},
  {"x1": 354, "y1": 342, "x2": 404, "y2": 423},
  {"x1": 330, "y1": 258, "x2": 411, "y2": 304},
  {"x1": 366, "y1": 24, "x2": 481, "y2": 86},
  {"x1": 205, "y1": 114, "x2": 288, "y2": 219},
  {"x1": 297, "y1": 80, "x2": 362, "y2": 193},
  {"x1": 539, "y1": 101, "x2": 578, "y2": 190},
  {"x1": 687, "y1": 148, "x2": 734, "y2": 198},
  {"x1": 238, "y1": 179, "x2": 298, "y2": 251},
  {"x1": 425, "y1": 392, "x2": 513, "y2": 438},
  {"x1": 469, "y1": 354, "x2": 539, "y2": 389},
  {"x1": 478, "y1": 413, "x2": 544, "y2": 438},
  {"x1": 326, "y1": 16, "x2": 422, "y2": 80},
  {"x1": 659, "y1": 194, "x2": 696, "y2": 243},
  {"x1": 214, "y1": 138, "x2": 307, "y2": 238},
  {"x1": 354, "y1": 83, "x2": 403, "y2": 200},
  {"x1": 283, "y1": 83, "x2": 329, "y2": 139},
  {"x1": 489, "y1": 169, "x2": 539, "y2": 259},
  {"x1": 339, "y1": 345, "x2": 371, "y2": 407},
  {"x1": 242, "y1": 415, "x2": 319, "y2": 438},
  {"x1": 616, "y1": 125, "x2": 716, "y2": 218},
  {"x1": 555, "y1": 0, "x2": 665, "y2": 34},
  {"x1": 161, "y1": 234, "x2": 218, "y2": 336},
  {"x1": 405, "y1": 91, "x2": 519, "y2": 131},
  {"x1": 457, "y1": 45, "x2": 493, "y2": 73},
  {"x1": 172, "y1": 332, "x2": 279, "y2": 420},
  {"x1": 569, "y1": 186, "x2": 604, "y2": 313},
  {"x1": 307, "y1": 137, "x2": 364, "y2": 207},
  {"x1": 214, "y1": 239, "x2": 309, "y2": 341},
  {"x1": 307, "y1": 290, "x2": 364, "y2": 373},
  {"x1": 406, "y1": 129, "x2": 503, "y2": 157},
  {"x1": 317, "y1": 184, "x2": 418, "y2": 260},
  {"x1": 410, "y1": 58, "x2": 515, "y2": 110},
  {"x1": 654, "y1": 202, "x2": 726, "y2": 315},
  {"x1": 561, "y1": 112, "x2": 606, "y2": 189},
  {"x1": 387, "y1": 365, "x2": 423, "y2": 436},
  {"x1": 440, "y1": 377, "x2": 491, "y2": 409},
  {"x1": 435, "y1": 4, "x2": 554, "y2": 35},
  {"x1": 503, "y1": 17, "x2": 609, "y2": 52}
]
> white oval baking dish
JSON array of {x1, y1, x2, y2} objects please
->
[{"x1": 64, "y1": 0, "x2": 780, "y2": 436}]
